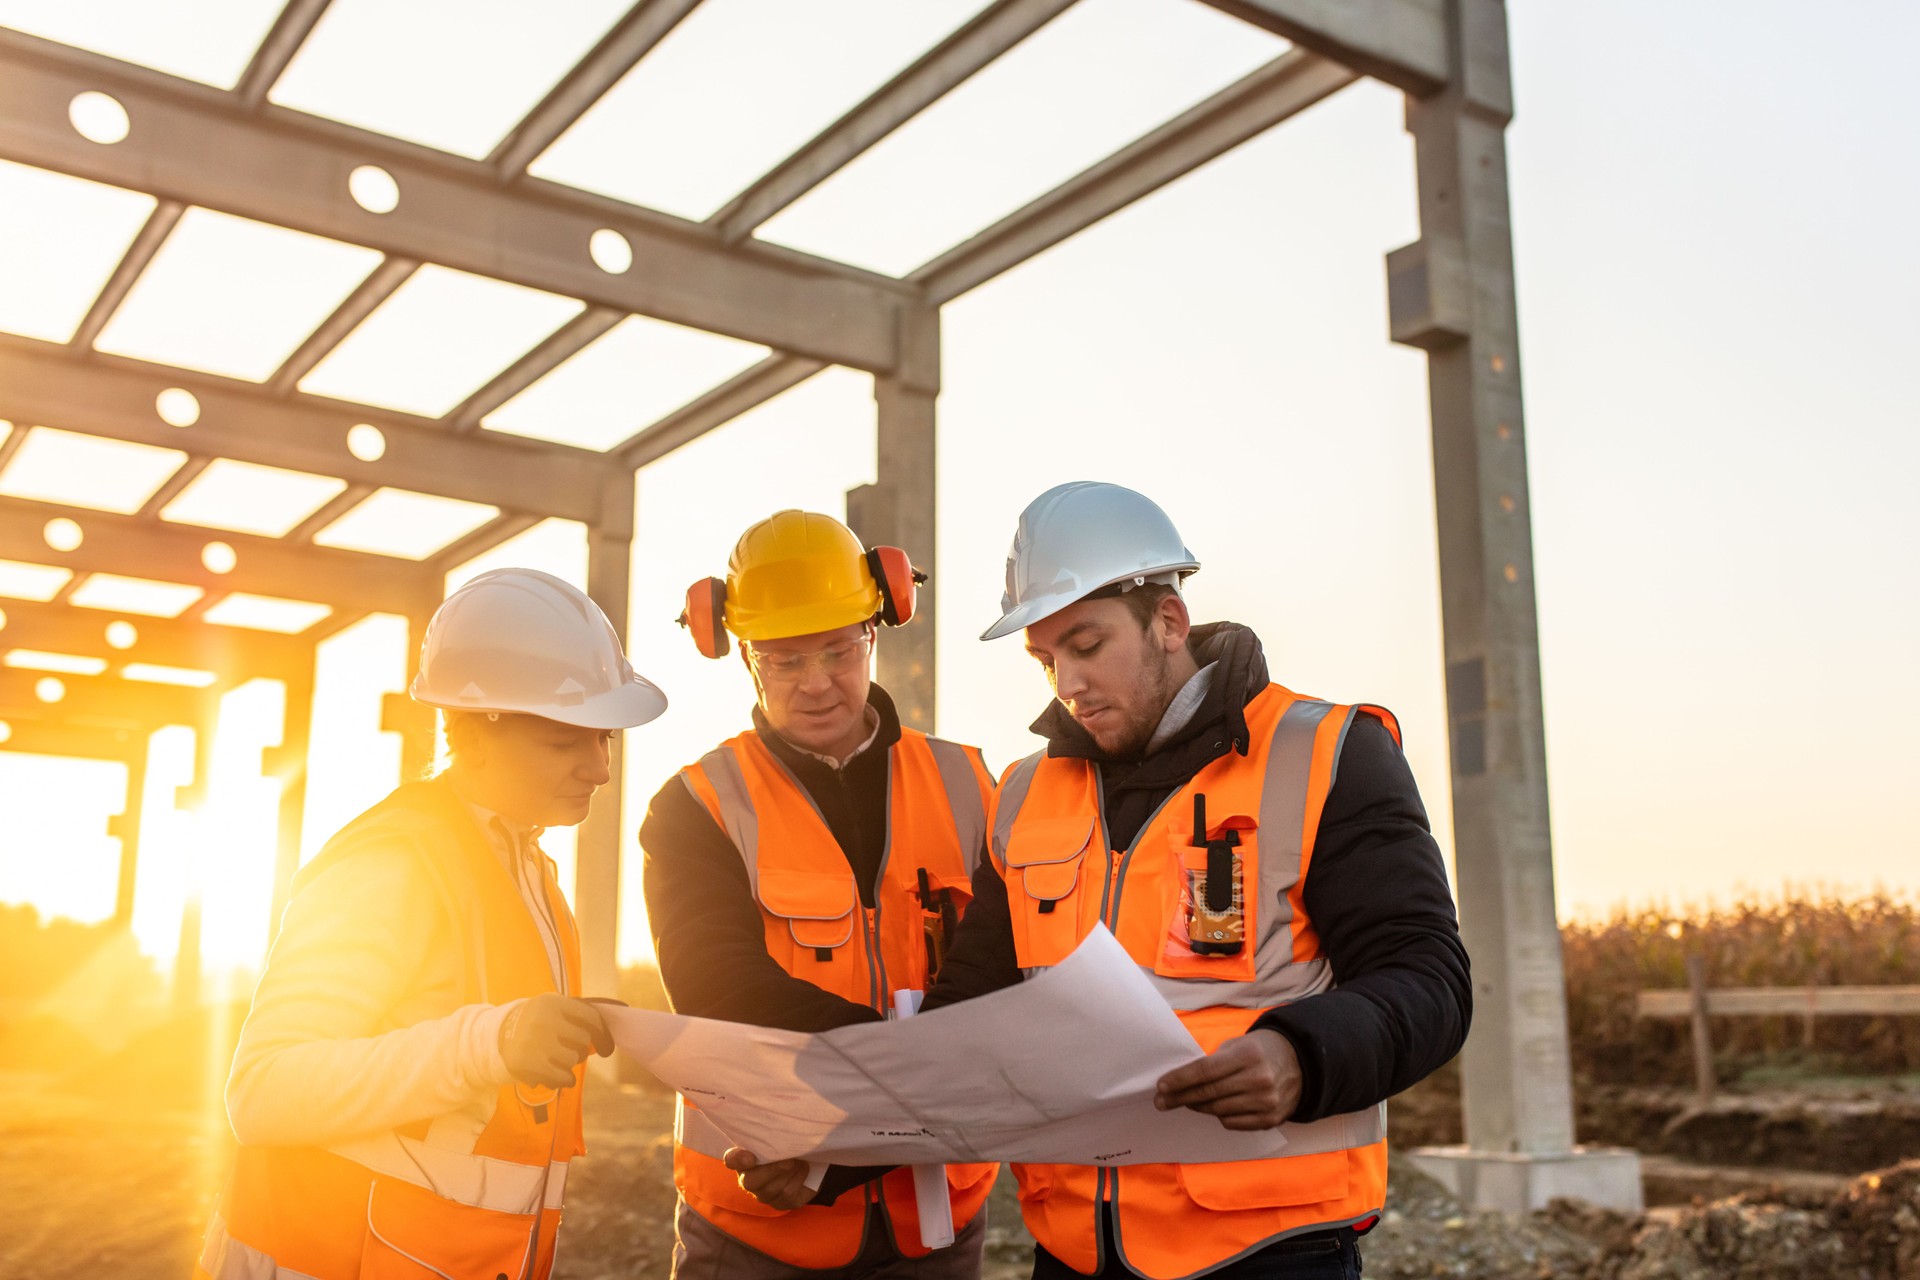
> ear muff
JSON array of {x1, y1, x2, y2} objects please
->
[
  {"x1": 677, "y1": 577, "x2": 730, "y2": 658},
  {"x1": 866, "y1": 547, "x2": 926, "y2": 629}
]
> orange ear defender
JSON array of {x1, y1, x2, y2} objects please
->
[
  {"x1": 866, "y1": 546, "x2": 927, "y2": 629},
  {"x1": 676, "y1": 577, "x2": 729, "y2": 658}
]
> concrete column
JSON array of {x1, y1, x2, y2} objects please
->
[
  {"x1": 172, "y1": 710, "x2": 216, "y2": 1011},
  {"x1": 382, "y1": 600, "x2": 442, "y2": 783},
  {"x1": 575, "y1": 468, "x2": 635, "y2": 1001},
  {"x1": 1390, "y1": 0, "x2": 1639, "y2": 1212},
  {"x1": 108, "y1": 744, "x2": 146, "y2": 930},
  {"x1": 265, "y1": 658, "x2": 316, "y2": 934},
  {"x1": 850, "y1": 305, "x2": 940, "y2": 732}
]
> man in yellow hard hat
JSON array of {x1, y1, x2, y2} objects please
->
[{"x1": 642, "y1": 510, "x2": 998, "y2": 1279}]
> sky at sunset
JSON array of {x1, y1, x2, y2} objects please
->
[{"x1": 0, "y1": 0, "x2": 1914, "y2": 972}]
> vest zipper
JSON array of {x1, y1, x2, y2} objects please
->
[
  {"x1": 1090, "y1": 770, "x2": 1179, "y2": 1235},
  {"x1": 863, "y1": 906, "x2": 884, "y2": 1013}
]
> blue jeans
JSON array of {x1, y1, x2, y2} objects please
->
[{"x1": 1030, "y1": 1218, "x2": 1362, "y2": 1279}]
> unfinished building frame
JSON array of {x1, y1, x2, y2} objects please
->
[{"x1": 0, "y1": 0, "x2": 1631, "y2": 1211}]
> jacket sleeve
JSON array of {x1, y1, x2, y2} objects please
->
[
  {"x1": 1252, "y1": 713, "x2": 1473, "y2": 1122},
  {"x1": 640, "y1": 775, "x2": 882, "y2": 1033},
  {"x1": 225, "y1": 844, "x2": 515, "y2": 1147}
]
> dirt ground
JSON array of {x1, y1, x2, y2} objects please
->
[{"x1": 5, "y1": 1052, "x2": 1918, "y2": 1280}]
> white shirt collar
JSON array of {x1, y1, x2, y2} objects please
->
[{"x1": 777, "y1": 702, "x2": 882, "y2": 771}]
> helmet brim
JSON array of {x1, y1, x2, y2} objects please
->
[
  {"x1": 979, "y1": 561, "x2": 1200, "y2": 642},
  {"x1": 412, "y1": 673, "x2": 668, "y2": 730}
]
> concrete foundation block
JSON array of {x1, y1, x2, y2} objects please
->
[{"x1": 1404, "y1": 1144, "x2": 1644, "y2": 1215}]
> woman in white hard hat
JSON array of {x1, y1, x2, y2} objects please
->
[{"x1": 194, "y1": 568, "x2": 666, "y2": 1280}]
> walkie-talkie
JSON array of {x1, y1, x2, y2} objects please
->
[
  {"x1": 1186, "y1": 792, "x2": 1244, "y2": 956},
  {"x1": 917, "y1": 866, "x2": 957, "y2": 979}
]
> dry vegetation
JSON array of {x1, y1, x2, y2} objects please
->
[{"x1": 1562, "y1": 892, "x2": 1920, "y2": 1086}]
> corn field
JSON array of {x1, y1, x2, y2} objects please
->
[{"x1": 1561, "y1": 891, "x2": 1920, "y2": 1084}]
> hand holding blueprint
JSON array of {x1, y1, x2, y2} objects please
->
[{"x1": 601, "y1": 925, "x2": 1289, "y2": 1167}]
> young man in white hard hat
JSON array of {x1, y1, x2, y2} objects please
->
[
  {"x1": 961, "y1": 482, "x2": 1469, "y2": 1278},
  {"x1": 641, "y1": 510, "x2": 998, "y2": 1278},
  {"x1": 741, "y1": 483, "x2": 1471, "y2": 1278},
  {"x1": 195, "y1": 568, "x2": 666, "y2": 1280}
]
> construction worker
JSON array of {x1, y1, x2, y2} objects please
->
[
  {"x1": 738, "y1": 483, "x2": 1472, "y2": 1279},
  {"x1": 642, "y1": 509, "x2": 999, "y2": 1278},
  {"x1": 194, "y1": 567, "x2": 667, "y2": 1280}
]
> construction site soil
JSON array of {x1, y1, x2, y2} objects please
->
[{"x1": 4, "y1": 1018, "x2": 1917, "y2": 1279}]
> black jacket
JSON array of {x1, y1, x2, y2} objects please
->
[
  {"x1": 639, "y1": 688, "x2": 910, "y2": 1034},
  {"x1": 923, "y1": 622, "x2": 1472, "y2": 1123}
]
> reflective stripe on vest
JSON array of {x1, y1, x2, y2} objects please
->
[
  {"x1": 990, "y1": 685, "x2": 1395, "y2": 1279},
  {"x1": 672, "y1": 727, "x2": 997, "y2": 1268},
  {"x1": 199, "y1": 777, "x2": 582, "y2": 1280}
]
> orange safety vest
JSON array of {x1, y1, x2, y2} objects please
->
[
  {"x1": 991, "y1": 685, "x2": 1396, "y2": 1280},
  {"x1": 673, "y1": 727, "x2": 1000, "y2": 1269},
  {"x1": 194, "y1": 776, "x2": 586, "y2": 1280}
]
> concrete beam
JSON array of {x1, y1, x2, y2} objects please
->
[
  {"x1": 70, "y1": 201, "x2": 184, "y2": 351},
  {"x1": 618, "y1": 353, "x2": 826, "y2": 466},
  {"x1": 0, "y1": 337, "x2": 612, "y2": 525},
  {"x1": 711, "y1": 0, "x2": 1078, "y2": 241},
  {"x1": 0, "y1": 494, "x2": 440, "y2": 619},
  {"x1": 1199, "y1": 0, "x2": 1449, "y2": 96},
  {"x1": 487, "y1": 0, "x2": 704, "y2": 177},
  {"x1": 234, "y1": 0, "x2": 334, "y2": 108},
  {"x1": 0, "y1": 597, "x2": 309, "y2": 675},
  {"x1": 0, "y1": 30, "x2": 907, "y2": 373},
  {"x1": 446, "y1": 307, "x2": 624, "y2": 432},
  {"x1": 266, "y1": 257, "x2": 418, "y2": 394},
  {"x1": 914, "y1": 49, "x2": 1356, "y2": 303},
  {"x1": 0, "y1": 668, "x2": 212, "y2": 730},
  {"x1": 0, "y1": 718, "x2": 145, "y2": 762}
]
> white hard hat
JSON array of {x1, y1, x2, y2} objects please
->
[
  {"x1": 981, "y1": 482, "x2": 1200, "y2": 641},
  {"x1": 411, "y1": 568, "x2": 667, "y2": 729}
]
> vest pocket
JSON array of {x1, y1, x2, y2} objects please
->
[
  {"x1": 1152, "y1": 818, "x2": 1259, "y2": 984},
  {"x1": 1176, "y1": 1148, "x2": 1349, "y2": 1211},
  {"x1": 1002, "y1": 817, "x2": 1096, "y2": 968},
  {"x1": 755, "y1": 866, "x2": 858, "y2": 957},
  {"x1": 361, "y1": 1174, "x2": 539, "y2": 1279}
]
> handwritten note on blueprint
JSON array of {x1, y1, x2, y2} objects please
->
[{"x1": 601, "y1": 925, "x2": 1291, "y2": 1167}]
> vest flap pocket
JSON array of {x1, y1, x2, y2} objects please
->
[
  {"x1": 362, "y1": 1174, "x2": 536, "y2": 1279},
  {"x1": 1176, "y1": 1149, "x2": 1349, "y2": 1211},
  {"x1": 755, "y1": 866, "x2": 856, "y2": 920},
  {"x1": 1005, "y1": 816, "x2": 1093, "y2": 904},
  {"x1": 1020, "y1": 858, "x2": 1082, "y2": 902},
  {"x1": 1003, "y1": 817, "x2": 1095, "y2": 869}
]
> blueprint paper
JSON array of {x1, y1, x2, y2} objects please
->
[{"x1": 603, "y1": 925, "x2": 1290, "y2": 1166}]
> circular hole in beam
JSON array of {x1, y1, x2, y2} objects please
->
[
  {"x1": 43, "y1": 517, "x2": 83, "y2": 552},
  {"x1": 0, "y1": 605, "x2": 8, "y2": 632},
  {"x1": 202, "y1": 541, "x2": 237, "y2": 575},
  {"x1": 348, "y1": 164, "x2": 400, "y2": 214},
  {"x1": 69, "y1": 91, "x2": 130, "y2": 145},
  {"x1": 156, "y1": 387, "x2": 200, "y2": 427},
  {"x1": 589, "y1": 228, "x2": 633, "y2": 275},
  {"x1": 106, "y1": 620, "x2": 139, "y2": 650},
  {"x1": 347, "y1": 423, "x2": 386, "y2": 462},
  {"x1": 0, "y1": 720, "x2": 11, "y2": 745},
  {"x1": 35, "y1": 676, "x2": 65, "y2": 704}
]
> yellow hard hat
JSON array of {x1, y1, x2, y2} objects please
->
[{"x1": 725, "y1": 510, "x2": 883, "y2": 641}]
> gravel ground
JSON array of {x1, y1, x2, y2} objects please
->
[{"x1": 4, "y1": 1053, "x2": 1916, "y2": 1280}]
